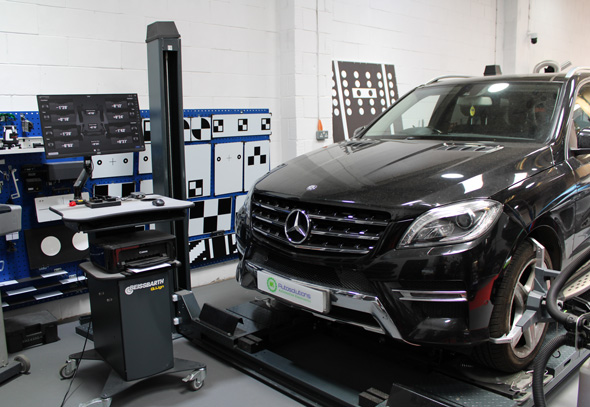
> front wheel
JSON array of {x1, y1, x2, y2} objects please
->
[{"x1": 474, "y1": 240, "x2": 552, "y2": 372}]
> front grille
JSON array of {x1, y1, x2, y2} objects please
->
[{"x1": 251, "y1": 194, "x2": 390, "y2": 255}]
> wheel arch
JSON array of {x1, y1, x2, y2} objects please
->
[
  {"x1": 492, "y1": 221, "x2": 562, "y2": 301},
  {"x1": 527, "y1": 225, "x2": 562, "y2": 271}
]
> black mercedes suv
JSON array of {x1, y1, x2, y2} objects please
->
[{"x1": 235, "y1": 68, "x2": 590, "y2": 372}]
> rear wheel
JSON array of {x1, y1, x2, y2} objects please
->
[{"x1": 474, "y1": 240, "x2": 552, "y2": 372}]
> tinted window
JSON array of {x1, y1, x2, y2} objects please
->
[
  {"x1": 574, "y1": 84, "x2": 590, "y2": 132},
  {"x1": 363, "y1": 81, "x2": 561, "y2": 143}
]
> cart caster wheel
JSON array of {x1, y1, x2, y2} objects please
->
[
  {"x1": 189, "y1": 379, "x2": 204, "y2": 391},
  {"x1": 59, "y1": 359, "x2": 77, "y2": 379},
  {"x1": 13, "y1": 355, "x2": 31, "y2": 374},
  {"x1": 182, "y1": 367, "x2": 206, "y2": 391}
]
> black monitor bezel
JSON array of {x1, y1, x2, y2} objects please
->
[{"x1": 37, "y1": 93, "x2": 145, "y2": 160}]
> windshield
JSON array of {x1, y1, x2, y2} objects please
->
[{"x1": 362, "y1": 81, "x2": 561, "y2": 143}]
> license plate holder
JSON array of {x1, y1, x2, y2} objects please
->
[{"x1": 257, "y1": 269, "x2": 329, "y2": 313}]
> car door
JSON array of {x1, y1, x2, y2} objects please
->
[{"x1": 568, "y1": 82, "x2": 590, "y2": 265}]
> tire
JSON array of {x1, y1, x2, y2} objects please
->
[{"x1": 474, "y1": 240, "x2": 552, "y2": 372}]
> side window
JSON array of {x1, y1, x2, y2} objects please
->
[{"x1": 574, "y1": 84, "x2": 590, "y2": 148}]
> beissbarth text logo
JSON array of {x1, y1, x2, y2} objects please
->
[{"x1": 124, "y1": 278, "x2": 165, "y2": 295}]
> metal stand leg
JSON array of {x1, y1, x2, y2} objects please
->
[
  {"x1": 0, "y1": 305, "x2": 31, "y2": 385},
  {"x1": 60, "y1": 350, "x2": 207, "y2": 405},
  {"x1": 0, "y1": 303, "x2": 7, "y2": 369},
  {"x1": 99, "y1": 358, "x2": 206, "y2": 398}
]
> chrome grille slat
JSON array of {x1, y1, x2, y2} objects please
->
[
  {"x1": 312, "y1": 229, "x2": 380, "y2": 241},
  {"x1": 308, "y1": 213, "x2": 389, "y2": 226},
  {"x1": 254, "y1": 201, "x2": 291, "y2": 214},
  {"x1": 252, "y1": 212, "x2": 285, "y2": 228},
  {"x1": 253, "y1": 226, "x2": 372, "y2": 254},
  {"x1": 251, "y1": 193, "x2": 390, "y2": 255}
]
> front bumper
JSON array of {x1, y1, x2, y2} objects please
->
[
  {"x1": 236, "y1": 202, "x2": 516, "y2": 347},
  {"x1": 238, "y1": 258, "x2": 405, "y2": 340}
]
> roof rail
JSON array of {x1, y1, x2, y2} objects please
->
[
  {"x1": 565, "y1": 66, "x2": 590, "y2": 79},
  {"x1": 424, "y1": 75, "x2": 472, "y2": 85}
]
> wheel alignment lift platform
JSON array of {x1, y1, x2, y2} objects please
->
[{"x1": 175, "y1": 290, "x2": 588, "y2": 407}]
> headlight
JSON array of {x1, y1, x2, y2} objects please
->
[{"x1": 398, "y1": 200, "x2": 502, "y2": 248}]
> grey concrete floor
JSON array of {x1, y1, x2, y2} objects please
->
[{"x1": 1, "y1": 276, "x2": 582, "y2": 407}]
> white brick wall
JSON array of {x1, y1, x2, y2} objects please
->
[
  {"x1": 0, "y1": 0, "x2": 282, "y2": 168},
  {"x1": 332, "y1": 0, "x2": 498, "y2": 92},
  {"x1": 2, "y1": 0, "x2": 590, "y2": 287},
  {"x1": 526, "y1": 0, "x2": 590, "y2": 72}
]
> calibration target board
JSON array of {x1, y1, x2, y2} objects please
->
[
  {"x1": 185, "y1": 143, "x2": 212, "y2": 199},
  {"x1": 211, "y1": 113, "x2": 272, "y2": 138},
  {"x1": 332, "y1": 61, "x2": 399, "y2": 142},
  {"x1": 188, "y1": 197, "x2": 232, "y2": 237},
  {"x1": 91, "y1": 152, "x2": 134, "y2": 179},
  {"x1": 24, "y1": 225, "x2": 89, "y2": 269},
  {"x1": 188, "y1": 234, "x2": 237, "y2": 267}
]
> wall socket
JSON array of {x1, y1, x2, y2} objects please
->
[{"x1": 316, "y1": 130, "x2": 329, "y2": 140}]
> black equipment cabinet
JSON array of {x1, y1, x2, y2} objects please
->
[
  {"x1": 52, "y1": 195, "x2": 206, "y2": 404},
  {"x1": 84, "y1": 263, "x2": 174, "y2": 381}
]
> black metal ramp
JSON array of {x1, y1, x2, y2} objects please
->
[{"x1": 180, "y1": 299, "x2": 587, "y2": 407}]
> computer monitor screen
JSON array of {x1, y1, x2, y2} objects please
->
[{"x1": 37, "y1": 94, "x2": 145, "y2": 159}]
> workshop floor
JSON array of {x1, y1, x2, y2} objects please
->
[{"x1": 1, "y1": 263, "x2": 582, "y2": 407}]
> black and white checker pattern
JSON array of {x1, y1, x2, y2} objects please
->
[
  {"x1": 244, "y1": 140, "x2": 270, "y2": 191},
  {"x1": 189, "y1": 117, "x2": 212, "y2": 141},
  {"x1": 183, "y1": 118, "x2": 191, "y2": 140},
  {"x1": 211, "y1": 114, "x2": 272, "y2": 138},
  {"x1": 261, "y1": 117, "x2": 271, "y2": 131},
  {"x1": 247, "y1": 146, "x2": 267, "y2": 166},
  {"x1": 238, "y1": 118, "x2": 248, "y2": 132},
  {"x1": 185, "y1": 143, "x2": 211, "y2": 198},
  {"x1": 93, "y1": 182, "x2": 135, "y2": 198},
  {"x1": 142, "y1": 119, "x2": 151, "y2": 142},
  {"x1": 213, "y1": 119, "x2": 224, "y2": 133},
  {"x1": 189, "y1": 234, "x2": 238, "y2": 266},
  {"x1": 189, "y1": 197, "x2": 232, "y2": 236},
  {"x1": 188, "y1": 179, "x2": 204, "y2": 198}
]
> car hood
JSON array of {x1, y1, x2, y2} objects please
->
[{"x1": 254, "y1": 139, "x2": 553, "y2": 218}]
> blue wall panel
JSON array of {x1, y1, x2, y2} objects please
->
[{"x1": 0, "y1": 108, "x2": 271, "y2": 310}]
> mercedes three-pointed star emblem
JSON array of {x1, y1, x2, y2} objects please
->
[{"x1": 284, "y1": 209, "x2": 311, "y2": 244}]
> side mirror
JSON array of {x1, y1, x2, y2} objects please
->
[
  {"x1": 353, "y1": 126, "x2": 366, "y2": 138},
  {"x1": 579, "y1": 128, "x2": 590, "y2": 148},
  {"x1": 573, "y1": 128, "x2": 590, "y2": 155}
]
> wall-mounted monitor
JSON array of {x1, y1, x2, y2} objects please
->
[{"x1": 37, "y1": 94, "x2": 145, "y2": 159}]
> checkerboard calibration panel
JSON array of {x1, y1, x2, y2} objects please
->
[
  {"x1": 0, "y1": 108, "x2": 271, "y2": 310},
  {"x1": 181, "y1": 111, "x2": 271, "y2": 268}
]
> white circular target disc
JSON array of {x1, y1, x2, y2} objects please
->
[
  {"x1": 41, "y1": 236, "x2": 61, "y2": 257},
  {"x1": 72, "y1": 232, "x2": 89, "y2": 251}
]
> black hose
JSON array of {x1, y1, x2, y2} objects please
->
[
  {"x1": 532, "y1": 248, "x2": 590, "y2": 405},
  {"x1": 532, "y1": 333, "x2": 572, "y2": 407}
]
